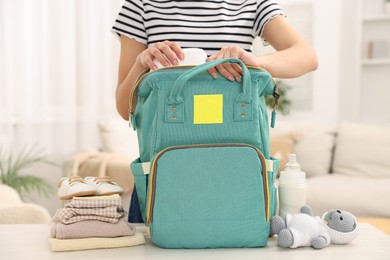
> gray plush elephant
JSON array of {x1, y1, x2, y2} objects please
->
[{"x1": 271, "y1": 205, "x2": 359, "y2": 249}]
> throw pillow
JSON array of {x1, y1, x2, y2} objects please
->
[
  {"x1": 332, "y1": 122, "x2": 390, "y2": 178},
  {"x1": 98, "y1": 120, "x2": 139, "y2": 161},
  {"x1": 293, "y1": 126, "x2": 336, "y2": 177},
  {"x1": 270, "y1": 122, "x2": 336, "y2": 177}
]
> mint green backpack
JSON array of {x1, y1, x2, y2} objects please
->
[{"x1": 130, "y1": 58, "x2": 280, "y2": 248}]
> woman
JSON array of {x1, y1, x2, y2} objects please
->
[
  {"x1": 112, "y1": 0, "x2": 317, "y2": 222},
  {"x1": 112, "y1": 0, "x2": 317, "y2": 120}
]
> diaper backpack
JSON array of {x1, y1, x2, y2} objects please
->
[{"x1": 129, "y1": 58, "x2": 280, "y2": 248}]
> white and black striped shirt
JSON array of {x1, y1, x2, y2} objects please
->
[{"x1": 112, "y1": 0, "x2": 284, "y2": 55}]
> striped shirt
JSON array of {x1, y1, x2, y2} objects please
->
[{"x1": 112, "y1": 0, "x2": 284, "y2": 56}]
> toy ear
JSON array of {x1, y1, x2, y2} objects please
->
[
  {"x1": 323, "y1": 210, "x2": 335, "y2": 223},
  {"x1": 300, "y1": 205, "x2": 313, "y2": 216}
]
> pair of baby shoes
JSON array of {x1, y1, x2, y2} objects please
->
[{"x1": 58, "y1": 176, "x2": 124, "y2": 200}]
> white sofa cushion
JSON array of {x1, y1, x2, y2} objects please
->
[
  {"x1": 98, "y1": 120, "x2": 139, "y2": 161},
  {"x1": 332, "y1": 122, "x2": 390, "y2": 178},
  {"x1": 306, "y1": 174, "x2": 390, "y2": 217},
  {"x1": 0, "y1": 204, "x2": 50, "y2": 224},
  {"x1": 0, "y1": 184, "x2": 22, "y2": 204},
  {"x1": 293, "y1": 127, "x2": 336, "y2": 177},
  {"x1": 270, "y1": 122, "x2": 336, "y2": 177},
  {"x1": 0, "y1": 184, "x2": 51, "y2": 224}
]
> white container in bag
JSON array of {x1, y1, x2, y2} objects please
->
[{"x1": 278, "y1": 154, "x2": 307, "y2": 220}]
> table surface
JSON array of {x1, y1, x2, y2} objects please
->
[{"x1": 0, "y1": 223, "x2": 389, "y2": 260}]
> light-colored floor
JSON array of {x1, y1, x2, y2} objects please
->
[{"x1": 358, "y1": 218, "x2": 390, "y2": 235}]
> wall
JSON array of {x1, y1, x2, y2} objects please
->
[
  {"x1": 275, "y1": 0, "x2": 342, "y2": 126},
  {"x1": 339, "y1": 0, "x2": 390, "y2": 126},
  {"x1": 338, "y1": 0, "x2": 360, "y2": 122}
]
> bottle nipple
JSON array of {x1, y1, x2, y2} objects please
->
[{"x1": 284, "y1": 154, "x2": 301, "y2": 171}]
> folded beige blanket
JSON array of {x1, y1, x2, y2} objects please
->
[
  {"x1": 49, "y1": 218, "x2": 136, "y2": 239},
  {"x1": 49, "y1": 232, "x2": 145, "y2": 252}
]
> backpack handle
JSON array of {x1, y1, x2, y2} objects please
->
[{"x1": 167, "y1": 58, "x2": 251, "y2": 105}]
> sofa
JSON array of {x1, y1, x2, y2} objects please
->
[
  {"x1": 64, "y1": 120, "x2": 390, "y2": 218},
  {"x1": 0, "y1": 184, "x2": 51, "y2": 224},
  {"x1": 270, "y1": 121, "x2": 390, "y2": 217}
]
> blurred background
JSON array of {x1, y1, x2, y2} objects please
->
[{"x1": 1, "y1": 0, "x2": 389, "y2": 215}]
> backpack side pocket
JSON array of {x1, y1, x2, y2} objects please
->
[
  {"x1": 130, "y1": 158, "x2": 150, "y2": 222},
  {"x1": 268, "y1": 157, "x2": 280, "y2": 223}
]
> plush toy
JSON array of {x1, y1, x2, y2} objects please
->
[{"x1": 271, "y1": 205, "x2": 359, "y2": 249}]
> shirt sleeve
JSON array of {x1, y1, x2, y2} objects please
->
[
  {"x1": 254, "y1": 0, "x2": 285, "y2": 43},
  {"x1": 111, "y1": 0, "x2": 147, "y2": 45}
]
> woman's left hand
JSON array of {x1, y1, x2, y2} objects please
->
[{"x1": 206, "y1": 46, "x2": 258, "y2": 82}]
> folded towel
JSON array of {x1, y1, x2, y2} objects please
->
[
  {"x1": 49, "y1": 218, "x2": 136, "y2": 239},
  {"x1": 49, "y1": 232, "x2": 145, "y2": 252}
]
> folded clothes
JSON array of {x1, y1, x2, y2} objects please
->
[
  {"x1": 49, "y1": 233, "x2": 145, "y2": 252},
  {"x1": 49, "y1": 218, "x2": 136, "y2": 239},
  {"x1": 55, "y1": 205, "x2": 125, "y2": 224}
]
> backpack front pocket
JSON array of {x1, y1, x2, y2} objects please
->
[{"x1": 146, "y1": 143, "x2": 270, "y2": 248}]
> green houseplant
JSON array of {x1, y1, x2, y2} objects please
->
[{"x1": 0, "y1": 144, "x2": 56, "y2": 199}]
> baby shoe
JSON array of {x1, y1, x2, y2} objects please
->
[
  {"x1": 84, "y1": 176, "x2": 124, "y2": 196},
  {"x1": 58, "y1": 176, "x2": 96, "y2": 200}
]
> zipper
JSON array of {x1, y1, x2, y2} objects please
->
[
  {"x1": 145, "y1": 143, "x2": 270, "y2": 238},
  {"x1": 128, "y1": 68, "x2": 149, "y2": 118},
  {"x1": 149, "y1": 109, "x2": 159, "y2": 159},
  {"x1": 128, "y1": 65, "x2": 275, "y2": 116}
]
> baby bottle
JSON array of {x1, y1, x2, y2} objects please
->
[{"x1": 278, "y1": 153, "x2": 307, "y2": 220}]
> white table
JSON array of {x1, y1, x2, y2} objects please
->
[{"x1": 0, "y1": 223, "x2": 389, "y2": 260}]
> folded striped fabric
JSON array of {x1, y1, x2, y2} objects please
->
[
  {"x1": 55, "y1": 206, "x2": 125, "y2": 224},
  {"x1": 54, "y1": 194, "x2": 126, "y2": 224},
  {"x1": 65, "y1": 194, "x2": 122, "y2": 208}
]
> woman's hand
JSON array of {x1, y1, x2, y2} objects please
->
[
  {"x1": 206, "y1": 46, "x2": 258, "y2": 82},
  {"x1": 136, "y1": 40, "x2": 184, "y2": 71}
]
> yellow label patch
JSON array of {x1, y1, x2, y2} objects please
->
[{"x1": 193, "y1": 94, "x2": 223, "y2": 124}]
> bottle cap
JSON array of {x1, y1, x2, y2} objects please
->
[
  {"x1": 279, "y1": 153, "x2": 306, "y2": 183},
  {"x1": 284, "y1": 154, "x2": 301, "y2": 171}
]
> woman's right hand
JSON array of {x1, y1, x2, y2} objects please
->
[{"x1": 136, "y1": 41, "x2": 185, "y2": 71}]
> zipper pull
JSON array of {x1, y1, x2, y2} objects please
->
[
  {"x1": 145, "y1": 218, "x2": 152, "y2": 238},
  {"x1": 146, "y1": 226, "x2": 151, "y2": 239},
  {"x1": 128, "y1": 110, "x2": 133, "y2": 129},
  {"x1": 128, "y1": 110, "x2": 137, "y2": 130},
  {"x1": 271, "y1": 84, "x2": 280, "y2": 128},
  {"x1": 271, "y1": 110, "x2": 276, "y2": 128}
]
